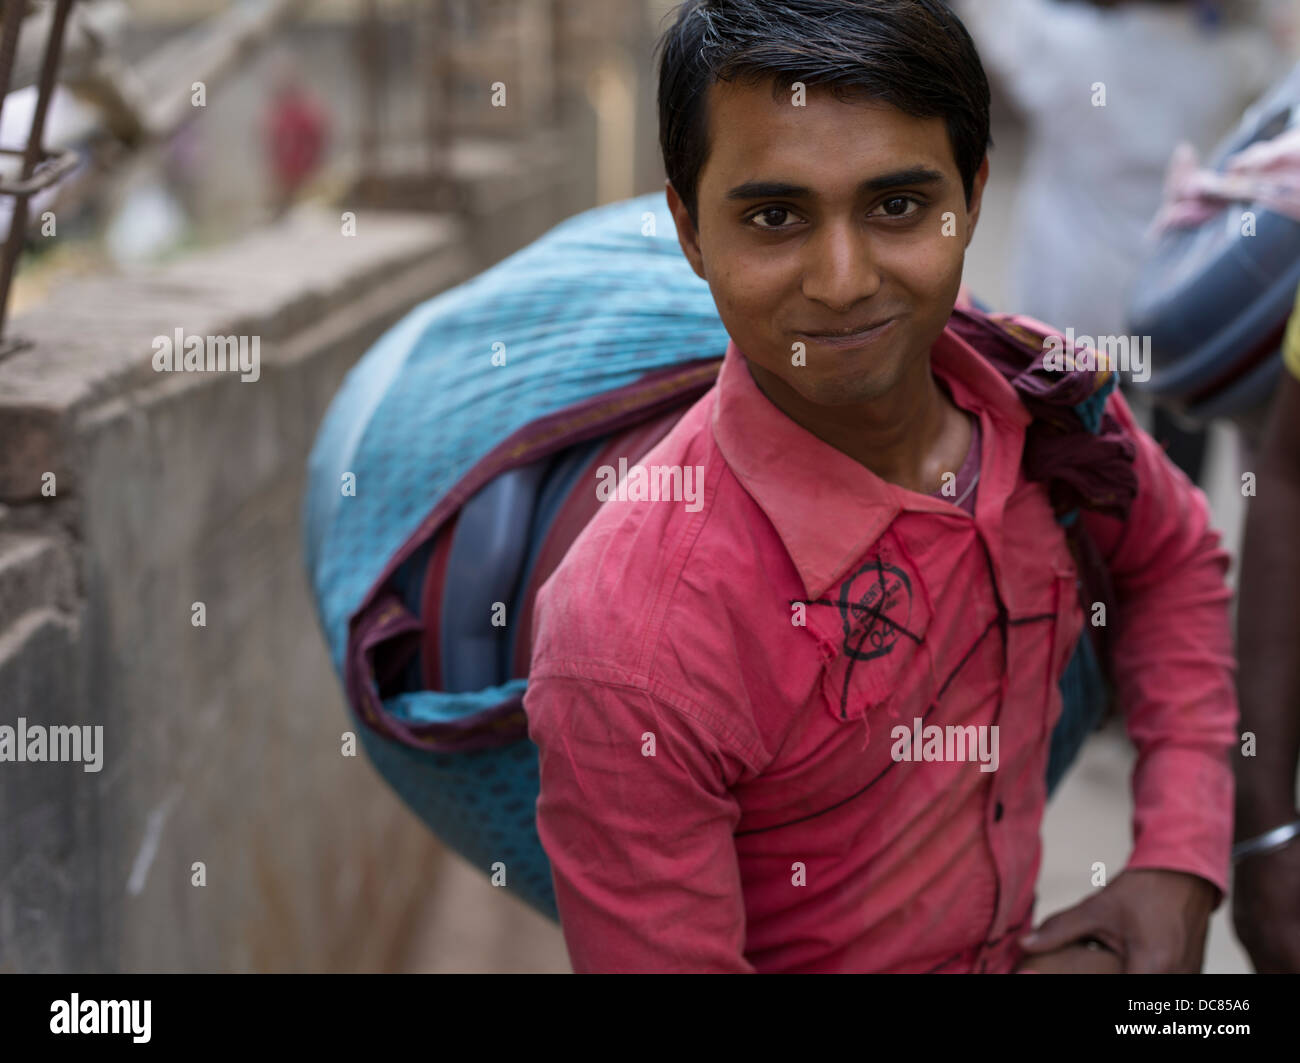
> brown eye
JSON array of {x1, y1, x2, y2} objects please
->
[
  {"x1": 868, "y1": 195, "x2": 923, "y2": 221},
  {"x1": 751, "y1": 208, "x2": 793, "y2": 229}
]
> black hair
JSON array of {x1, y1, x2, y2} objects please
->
[{"x1": 655, "y1": 0, "x2": 993, "y2": 229}]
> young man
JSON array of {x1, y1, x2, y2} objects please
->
[{"x1": 523, "y1": 0, "x2": 1236, "y2": 973}]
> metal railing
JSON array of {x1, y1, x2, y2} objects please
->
[
  {"x1": 0, "y1": 0, "x2": 618, "y2": 345},
  {"x1": 0, "y1": 0, "x2": 79, "y2": 348},
  {"x1": 0, "y1": 0, "x2": 309, "y2": 354}
]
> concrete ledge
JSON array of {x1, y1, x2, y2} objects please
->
[{"x1": 0, "y1": 206, "x2": 465, "y2": 503}]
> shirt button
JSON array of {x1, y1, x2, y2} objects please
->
[{"x1": 994, "y1": 801, "x2": 1004, "y2": 822}]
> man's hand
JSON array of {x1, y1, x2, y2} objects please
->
[
  {"x1": 1018, "y1": 868, "x2": 1217, "y2": 973},
  {"x1": 1232, "y1": 831, "x2": 1300, "y2": 973},
  {"x1": 1015, "y1": 941, "x2": 1123, "y2": 974}
]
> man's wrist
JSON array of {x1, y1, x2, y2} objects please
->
[
  {"x1": 1234, "y1": 792, "x2": 1300, "y2": 840},
  {"x1": 1122, "y1": 862, "x2": 1225, "y2": 911}
]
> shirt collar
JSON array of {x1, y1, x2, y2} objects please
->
[{"x1": 711, "y1": 321, "x2": 1032, "y2": 602}]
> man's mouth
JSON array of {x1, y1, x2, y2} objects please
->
[{"x1": 795, "y1": 317, "x2": 898, "y2": 350}]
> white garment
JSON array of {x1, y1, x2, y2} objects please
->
[{"x1": 956, "y1": 0, "x2": 1289, "y2": 337}]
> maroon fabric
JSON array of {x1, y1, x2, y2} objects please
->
[
  {"x1": 419, "y1": 511, "x2": 459, "y2": 692},
  {"x1": 945, "y1": 307, "x2": 1138, "y2": 521},
  {"x1": 510, "y1": 406, "x2": 690, "y2": 678}
]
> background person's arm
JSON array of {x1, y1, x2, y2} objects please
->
[
  {"x1": 1232, "y1": 345, "x2": 1300, "y2": 973},
  {"x1": 525, "y1": 671, "x2": 759, "y2": 973}
]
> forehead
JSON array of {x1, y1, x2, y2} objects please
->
[{"x1": 699, "y1": 77, "x2": 956, "y2": 194}]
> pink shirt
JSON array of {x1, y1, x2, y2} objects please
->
[{"x1": 523, "y1": 324, "x2": 1237, "y2": 974}]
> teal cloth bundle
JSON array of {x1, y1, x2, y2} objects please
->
[
  {"x1": 303, "y1": 193, "x2": 728, "y2": 917},
  {"x1": 303, "y1": 191, "x2": 1115, "y2": 921}
]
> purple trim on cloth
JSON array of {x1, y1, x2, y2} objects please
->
[
  {"x1": 343, "y1": 358, "x2": 721, "y2": 751},
  {"x1": 347, "y1": 591, "x2": 530, "y2": 752}
]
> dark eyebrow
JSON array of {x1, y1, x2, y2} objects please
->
[{"x1": 724, "y1": 168, "x2": 946, "y2": 201}]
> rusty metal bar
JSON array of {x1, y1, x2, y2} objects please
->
[
  {"x1": 0, "y1": 142, "x2": 76, "y2": 194},
  {"x1": 0, "y1": 0, "x2": 26, "y2": 134},
  {"x1": 0, "y1": 0, "x2": 77, "y2": 343}
]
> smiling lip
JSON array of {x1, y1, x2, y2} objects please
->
[{"x1": 797, "y1": 317, "x2": 897, "y2": 349}]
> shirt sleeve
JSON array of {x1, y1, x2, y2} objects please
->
[
  {"x1": 524, "y1": 669, "x2": 760, "y2": 972},
  {"x1": 1079, "y1": 388, "x2": 1238, "y2": 904}
]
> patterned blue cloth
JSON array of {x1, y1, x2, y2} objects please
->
[
  {"x1": 303, "y1": 191, "x2": 1109, "y2": 922},
  {"x1": 303, "y1": 192, "x2": 729, "y2": 676}
]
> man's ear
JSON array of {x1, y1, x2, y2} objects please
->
[
  {"x1": 665, "y1": 180, "x2": 707, "y2": 281},
  {"x1": 964, "y1": 155, "x2": 990, "y2": 250}
]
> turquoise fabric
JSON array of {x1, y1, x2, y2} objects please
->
[
  {"x1": 303, "y1": 192, "x2": 729, "y2": 677},
  {"x1": 303, "y1": 191, "x2": 1110, "y2": 922}
]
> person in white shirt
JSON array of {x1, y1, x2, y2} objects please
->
[{"x1": 953, "y1": 0, "x2": 1291, "y2": 480}]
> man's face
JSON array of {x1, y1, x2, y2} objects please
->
[{"x1": 666, "y1": 78, "x2": 987, "y2": 412}]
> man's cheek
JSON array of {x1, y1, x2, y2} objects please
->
[
  {"x1": 714, "y1": 274, "x2": 782, "y2": 334},
  {"x1": 893, "y1": 238, "x2": 959, "y2": 288},
  {"x1": 728, "y1": 258, "x2": 790, "y2": 305},
  {"x1": 895, "y1": 259, "x2": 963, "y2": 322}
]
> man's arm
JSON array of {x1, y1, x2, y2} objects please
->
[
  {"x1": 1231, "y1": 316, "x2": 1300, "y2": 973},
  {"x1": 1021, "y1": 385, "x2": 1236, "y2": 972},
  {"x1": 525, "y1": 670, "x2": 759, "y2": 973},
  {"x1": 1085, "y1": 387, "x2": 1238, "y2": 901}
]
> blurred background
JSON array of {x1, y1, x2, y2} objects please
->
[{"x1": 0, "y1": 0, "x2": 1297, "y2": 973}]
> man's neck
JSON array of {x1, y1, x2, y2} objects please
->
[{"x1": 746, "y1": 357, "x2": 969, "y2": 496}]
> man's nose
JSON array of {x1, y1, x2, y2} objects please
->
[{"x1": 800, "y1": 217, "x2": 883, "y2": 311}]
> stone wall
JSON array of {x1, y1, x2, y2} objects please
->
[{"x1": 0, "y1": 134, "x2": 588, "y2": 971}]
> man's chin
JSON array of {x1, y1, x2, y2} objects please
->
[
  {"x1": 780, "y1": 368, "x2": 901, "y2": 409},
  {"x1": 745, "y1": 343, "x2": 904, "y2": 408}
]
